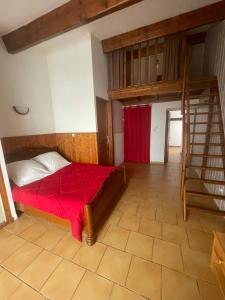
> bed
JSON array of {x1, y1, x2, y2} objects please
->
[{"x1": 6, "y1": 147, "x2": 126, "y2": 245}]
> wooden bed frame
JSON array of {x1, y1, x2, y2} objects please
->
[{"x1": 5, "y1": 147, "x2": 126, "y2": 246}]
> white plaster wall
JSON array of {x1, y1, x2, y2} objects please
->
[
  {"x1": 91, "y1": 34, "x2": 108, "y2": 101},
  {"x1": 47, "y1": 34, "x2": 97, "y2": 133},
  {"x1": 113, "y1": 101, "x2": 124, "y2": 166},
  {"x1": 0, "y1": 41, "x2": 55, "y2": 138},
  {"x1": 150, "y1": 101, "x2": 181, "y2": 162},
  {"x1": 169, "y1": 120, "x2": 182, "y2": 146}
]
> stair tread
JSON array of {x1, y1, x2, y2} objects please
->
[
  {"x1": 187, "y1": 103, "x2": 219, "y2": 107},
  {"x1": 186, "y1": 190, "x2": 225, "y2": 199},
  {"x1": 191, "y1": 154, "x2": 225, "y2": 157},
  {"x1": 187, "y1": 165, "x2": 225, "y2": 171},
  {"x1": 189, "y1": 112, "x2": 220, "y2": 115},
  {"x1": 190, "y1": 122, "x2": 221, "y2": 124},
  {"x1": 190, "y1": 143, "x2": 224, "y2": 145},
  {"x1": 186, "y1": 177, "x2": 225, "y2": 185}
]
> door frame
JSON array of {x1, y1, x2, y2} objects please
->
[
  {"x1": 96, "y1": 97, "x2": 114, "y2": 165},
  {"x1": 0, "y1": 167, "x2": 12, "y2": 226},
  {"x1": 164, "y1": 108, "x2": 183, "y2": 163}
]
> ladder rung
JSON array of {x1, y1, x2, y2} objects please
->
[
  {"x1": 186, "y1": 165, "x2": 225, "y2": 171},
  {"x1": 191, "y1": 154, "x2": 225, "y2": 158},
  {"x1": 190, "y1": 132, "x2": 224, "y2": 135},
  {"x1": 186, "y1": 204, "x2": 225, "y2": 216},
  {"x1": 189, "y1": 112, "x2": 220, "y2": 115},
  {"x1": 187, "y1": 103, "x2": 219, "y2": 107},
  {"x1": 187, "y1": 94, "x2": 218, "y2": 98},
  {"x1": 190, "y1": 122, "x2": 221, "y2": 125},
  {"x1": 186, "y1": 190, "x2": 225, "y2": 200},
  {"x1": 190, "y1": 143, "x2": 224, "y2": 146},
  {"x1": 186, "y1": 177, "x2": 225, "y2": 185}
]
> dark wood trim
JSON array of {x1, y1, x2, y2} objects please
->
[
  {"x1": 102, "y1": 1, "x2": 225, "y2": 53},
  {"x1": 0, "y1": 167, "x2": 12, "y2": 222},
  {"x1": 109, "y1": 80, "x2": 182, "y2": 100},
  {"x1": 2, "y1": 0, "x2": 144, "y2": 53}
]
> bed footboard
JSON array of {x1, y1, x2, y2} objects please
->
[{"x1": 84, "y1": 166, "x2": 126, "y2": 246}]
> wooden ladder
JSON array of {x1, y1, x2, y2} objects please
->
[{"x1": 181, "y1": 79, "x2": 225, "y2": 219}]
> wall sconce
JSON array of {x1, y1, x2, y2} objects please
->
[{"x1": 13, "y1": 106, "x2": 30, "y2": 116}]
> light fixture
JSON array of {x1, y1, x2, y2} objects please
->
[{"x1": 13, "y1": 106, "x2": 30, "y2": 116}]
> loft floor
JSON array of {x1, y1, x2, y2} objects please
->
[{"x1": 0, "y1": 161, "x2": 224, "y2": 299}]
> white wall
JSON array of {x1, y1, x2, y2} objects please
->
[
  {"x1": 150, "y1": 101, "x2": 181, "y2": 162},
  {"x1": 91, "y1": 34, "x2": 108, "y2": 101},
  {"x1": 0, "y1": 41, "x2": 54, "y2": 138},
  {"x1": 47, "y1": 34, "x2": 97, "y2": 133},
  {"x1": 169, "y1": 120, "x2": 182, "y2": 146},
  {"x1": 113, "y1": 101, "x2": 124, "y2": 166},
  {"x1": 203, "y1": 21, "x2": 225, "y2": 210}
]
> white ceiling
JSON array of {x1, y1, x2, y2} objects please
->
[
  {"x1": 0, "y1": 0, "x2": 70, "y2": 35},
  {"x1": 0, "y1": 0, "x2": 220, "y2": 50}
]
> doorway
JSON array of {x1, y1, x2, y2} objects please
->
[
  {"x1": 124, "y1": 105, "x2": 151, "y2": 164},
  {"x1": 165, "y1": 109, "x2": 183, "y2": 163}
]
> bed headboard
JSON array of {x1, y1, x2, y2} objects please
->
[{"x1": 4, "y1": 147, "x2": 59, "y2": 164}]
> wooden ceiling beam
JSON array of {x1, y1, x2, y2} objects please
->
[
  {"x1": 102, "y1": 1, "x2": 225, "y2": 53},
  {"x1": 2, "y1": 0, "x2": 143, "y2": 53}
]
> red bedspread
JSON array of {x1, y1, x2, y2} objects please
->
[{"x1": 12, "y1": 163, "x2": 118, "y2": 241}]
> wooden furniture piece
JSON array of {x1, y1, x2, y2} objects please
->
[
  {"x1": 5, "y1": 147, "x2": 126, "y2": 246},
  {"x1": 211, "y1": 231, "x2": 225, "y2": 297}
]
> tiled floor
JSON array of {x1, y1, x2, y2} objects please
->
[{"x1": 0, "y1": 159, "x2": 225, "y2": 299}]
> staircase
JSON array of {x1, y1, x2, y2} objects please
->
[{"x1": 181, "y1": 79, "x2": 225, "y2": 220}]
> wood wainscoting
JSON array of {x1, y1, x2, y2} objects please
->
[{"x1": 1, "y1": 132, "x2": 99, "y2": 165}]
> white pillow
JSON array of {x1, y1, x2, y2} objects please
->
[
  {"x1": 7, "y1": 160, "x2": 51, "y2": 187},
  {"x1": 33, "y1": 151, "x2": 71, "y2": 173}
]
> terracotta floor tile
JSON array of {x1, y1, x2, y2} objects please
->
[
  {"x1": 177, "y1": 214, "x2": 202, "y2": 230},
  {"x1": 118, "y1": 202, "x2": 138, "y2": 215},
  {"x1": 187, "y1": 229, "x2": 213, "y2": 253},
  {"x1": 10, "y1": 283, "x2": 44, "y2": 300},
  {"x1": 163, "y1": 223, "x2": 188, "y2": 246},
  {"x1": 105, "y1": 212, "x2": 122, "y2": 226},
  {"x1": 156, "y1": 208, "x2": 177, "y2": 225},
  {"x1": 182, "y1": 246, "x2": 217, "y2": 284},
  {"x1": 199, "y1": 214, "x2": 225, "y2": 234},
  {"x1": 41, "y1": 260, "x2": 85, "y2": 300},
  {"x1": 97, "y1": 247, "x2": 131, "y2": 285},
  {"x1": 0, "y1": 228, "x2": 12, "y2": 242},
  {"x1": 110, "y1": 284, "x2": 145, "y2": 300},
  {"x1": 152, "y1": 239, "x2": 183, "y2": 271},
  {"x1": 72, "y1": 271, "x2": 113, "y2": 300},
  {"x1": 102, "y1": 225, "x2": 130, "y2": 250},
  {"x1": 5, "y1": 214, "x2": 36, "y2": 234},
  {"x1": 96, "y1": 223, "x2": 110, "y2": 242},
  {"x1": 0, "y1": 234, "x2": 25, "y2": 263},
  {"x1": 19, "y1": 220, "x2": 49, "y2": 242},
  {"x1": 162, "y1": 267, "x2": 200, "y2": 300},
  {"x1": 20, "y1": 250, "x2": 62, "y2": 290},
  {"x1": 0, "y1": 270, "x2": 21, "y2": 299},
  {"x1": 34, "y1": 225, "x2": 66, "y2": 250},
  {"x1": 126, "y1": 232, "x2": 153, "y2": 260},
  {"x1": 52, "y1": 233, "x2": 81, "y2": 260},
  {"x1": 126, "y1": 256, "x2": 161, "y2": 300},
  {"x1": 4, "y1": 214, "x2": 36, "y2": 234},
  {"x1": 139, "y1": 218, "x2": 162, "y2": 238},
  {"x1": 197, "y1": 280, "x2": 224, "y2": 300},
  {"x1": 118, "y1": 214, "x2": 140, "y2": 231},
  {"x1": 2, "y1": 241, "x2": 42, "y2": 276},
  {"x1": 73, "y1": 242, "x2": 106, "y2": 272},
  {"x1": 136, "y1": 205, "x2": 156, "y2": 219}
]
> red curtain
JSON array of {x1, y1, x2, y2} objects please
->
[{"x1": 124, "y1": 105, "x2": 151, "y2": 164}]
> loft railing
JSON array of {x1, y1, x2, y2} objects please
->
[{"x1": 107, "y1": 33, "x2": 185, "y2": 91}]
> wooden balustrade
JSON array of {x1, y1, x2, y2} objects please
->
[{"x1": 107, "y1": 33, "x2": 181, "y2": 91}]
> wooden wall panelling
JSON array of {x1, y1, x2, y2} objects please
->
[{"x1": 2, "y1": 132, "x2": 99, "y2": 165}]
